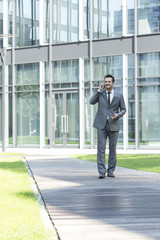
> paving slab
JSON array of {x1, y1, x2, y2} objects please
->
[{"x1": 26, "y1": 155, "x2": 160, "y2": 240}]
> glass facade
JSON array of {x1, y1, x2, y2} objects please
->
[
  {"x1": 53, "y1": 92, "x2": 79, "y2": 146},
  {"x1": 52, "y1": 59, "x2": 79, "y2": 146},
  {"x1": 15, "y1": 63, "x2": 40, "y2": 145},
  {"x1": 138, "y1": 0, "x2": 160, "y2": 34},
  {"x1": 43, "y1": 0, "x2": 49, "y2": 44},
  {"x1": 127, "y1": 0, "x2": 134, "y2": 34},
  {"x1": 138, "y1": 53, "x2": 160, "y2": 148},
  {"x1": 139, "y1": 85, "x2": 160, "y2": 148},
  {"x1": 84, "y1": 0, "x2": 89, "y2": 39},
  {"x1": 128, "y1": 55, "x2": 135, "y2": 146},
  {"x1": 52, "y1": 59, "x2": 79, "y2": 86},
  {"x1": 93, "y1": 0, "x2": 122, "y2": 39},
  {"x1": 0, "y1": 94, "x2": 1, "y2": 144},
  {"x1": 0, "y1": 1, "x2": 3, "y2": 47},
  {"x1": 84, "y1": 59, "x2": 90, "y2": 145},
  {"x1": 52, "y1": 0, "x2": 79, "y2": 43},
  {"x1": 0, "y1": 0, "x2": 160, "y2": 150},
  {"x1": 16, "y1": 0, "x2": 40, "y2": 46}
]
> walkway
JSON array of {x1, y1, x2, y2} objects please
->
[{"x1": 26, "y1": 154, "x2": 160, "y2": 240}]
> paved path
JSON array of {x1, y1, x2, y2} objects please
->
[{"x1": 26, "y1": 155, "x2": 160, "y2": 240}]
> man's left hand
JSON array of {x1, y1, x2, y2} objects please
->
[{"x1": 111, "y1": 113, "x2": 119, "y2": 120}]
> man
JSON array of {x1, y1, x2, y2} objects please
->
[{"x1": 89, "y1": 74, "x2": 126, "y2": 179}]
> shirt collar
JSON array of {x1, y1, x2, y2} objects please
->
[{"x1": 106, "y1": 89, "x2": 114, "y2": 94}]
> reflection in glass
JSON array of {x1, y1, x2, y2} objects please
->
[
  {"x1": 0, "y1": 67, "x2": 1, "y2": 83},
  {"x1": 84, "y1": 0, "x2": 90, "y2": 39},
  {"x1": 52, "y1": 0, "x2": 78, "y2": 43},
  {"x1": 93, "y1": 56, "x2": 123, "y2": 83},
  {"x1": 127, "y1": 55, "x2": 135, "y2": 146},
  {"x1": 54, "y1": 93, "x2": 63, "y2": 144},
  {"x1": 8, "y1": 63, "x2": 12, "y2": 86},
  {"x1": 138, "y1": 52, "x2": 160, "y2": 149},
  {"x1": 128, "y1": 86, "x2": 135, "y2": 145},
  {"x1": 93, "y1": 0, "x2": 122, "y2": 39},
  {"x1": 0, "y1": 67, "x2": 1, "y2": 143},
  {"x1": 8, "y1": 0, "x2": 13, "y2": 46},
  {"x1": 53, "y1": 59, "x2": 79, "y2": 83},
  {"x1": 84, "y1": 59, "x2": 90, "y2": 82},
  {"x1": 128, "y1": 54, "x2": 135, "y2": 78},
  {"x1": 15, "y1": 63, "x2": 40, "y2": 145},
  {"x1": 45, "y1": 62, "x2": 49, "y2": 84},
  {"x1": 54, "y1": 92, "x2": 79, "y2": 145},
  {"x1": 84, "y1": 88, "x2": 90, "y2": 145},
  {"x1": 138, "y1": 53, "x2": 160, "y2": 78},
  {"x1": 16, "y1": 63, "x2": 39, "y2": 85},
  {"x1": 66, "y1": 92, "x2": 79, "y2": 144},
  {"x1": 0, "y1": 93, "x2": 1, "y2": 144},
  {"x1": 16, "y1": 0, "x2": 39, "y2": 46},
  {"x1": 0, "y1": 0, "x2": 3, "y2": 47},
  {"x1": 44, "y1": 0, "x2": 49, "y2": 43},
  {"x1": 16, "y1": 92, "x2": 40, "y2": 144},
  {"x1": 139, "y1": 86, "x2": 160, "y2": 148},
  {"x1": 115, "y1": 86, "x2": 124, "y2": 146},
  {"x1": 0, "y1": 1, "x2": 3, "y2": 15},
  {"x1": 45, "y1": 91, "x2": 49, "y2": 145},
  {"x1": 138, "y1": 0, "x2": 160, "y2": 34},
  {"x1": 9, "y1": 93, "x2": 12, "y2": 144},
  {"x1": 8, "y1": 65, "x2": 12, "y2": 144},
  {"x1": 84, "y1": 59, "x2": 90, "y2": 146},
  {"x1": 127, "y1": 0, "x2": 134, "y2": 34}
]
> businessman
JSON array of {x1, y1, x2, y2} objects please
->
[{"x1": 90, "y1": 74, "x2": 126, "y2": 178}]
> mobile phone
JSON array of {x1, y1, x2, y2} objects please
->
[{"x1": 100, "y1": 83, "x2": 104, "y2": 89}]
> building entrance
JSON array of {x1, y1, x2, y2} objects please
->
[{"x1": 53, "y1": 91, "x2": 79, "y2": 147}]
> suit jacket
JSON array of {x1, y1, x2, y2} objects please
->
[{"x1": 89, "y1": 89, "x2": 126, "y2": 131}]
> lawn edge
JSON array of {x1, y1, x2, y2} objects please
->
[{"x1": 24, "y1": 157, "x2": 60, "y2": 240}]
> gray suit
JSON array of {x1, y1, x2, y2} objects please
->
[{"x1": 90, "y1": 89, "x2": 126, "y2": 175}]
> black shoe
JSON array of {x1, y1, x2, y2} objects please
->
[
  {"x1": 107, "y1": 172, "x2": 115, "y2": 178},
  {"x1": 99, "y1": 174, "x2": 105, "y2": 179}
]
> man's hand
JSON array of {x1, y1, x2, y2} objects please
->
[
  {"x1": 98, "y1": 83, "x2": 104, "y2": 91},
  {"x1": 111, "y1": 113, "x2": 119, "y2": 120}
]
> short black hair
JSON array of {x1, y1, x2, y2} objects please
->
[{"x1": 104, "y1": 74, "x2": 115, "y2": 83}]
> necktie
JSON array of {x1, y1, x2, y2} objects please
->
[{"x1": 107, "y1": 92, "x2": 111, "y2": 106}]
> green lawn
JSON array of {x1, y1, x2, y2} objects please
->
[
  {"x1": 0, "y1": 153, "x2": 53, "y2": 240},
  {"x1": 8, "y1": 136, "x2": 50, "y2": 144},
  {"x1": 72, "y1": 154, "x2": 160, "y2": 173}
]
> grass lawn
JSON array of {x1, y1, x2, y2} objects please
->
[
  {"x1": 72, "y1": 154, "x2": 160, "y2": 173},
  {"x1": 0, "y1": 153, "x2": 53, "y2": 240},
  {"x1": 8, "y1": 136, "x2": 50, "y2": 144}
]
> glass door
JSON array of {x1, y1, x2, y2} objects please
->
[
  {"x1": 53, "y1": 91, "x2": 79, "y2": 147},
  {"x1": 54, "y1": 93, "x2": 63, "y2": 145}
]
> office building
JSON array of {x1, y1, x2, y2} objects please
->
[{"x1": 0, "y1": 0, "x2": 160, "y2": 150}]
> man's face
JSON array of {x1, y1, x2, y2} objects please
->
[{"x1": 104, "y1": 77, "x2": 114, "y2": 91}]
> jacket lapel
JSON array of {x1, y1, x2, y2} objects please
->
[
  {"x1": 102, "y1": 89, "x2": 108, "y2": 104},
  {"x1": 110, "y1": 90, "x2": 117, "y2": 106}
]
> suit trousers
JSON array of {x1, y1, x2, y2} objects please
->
[{"x1": 97, "y1": 121, "x2": 119, "y2": 175}]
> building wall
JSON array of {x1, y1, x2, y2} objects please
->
[{"x1": 0, "y1": 0, "x2": 160, "y2": 149}]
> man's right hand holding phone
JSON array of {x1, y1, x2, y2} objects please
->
[{"x1": 98, "y1": 83, "x2": 104, "y2": 92}]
